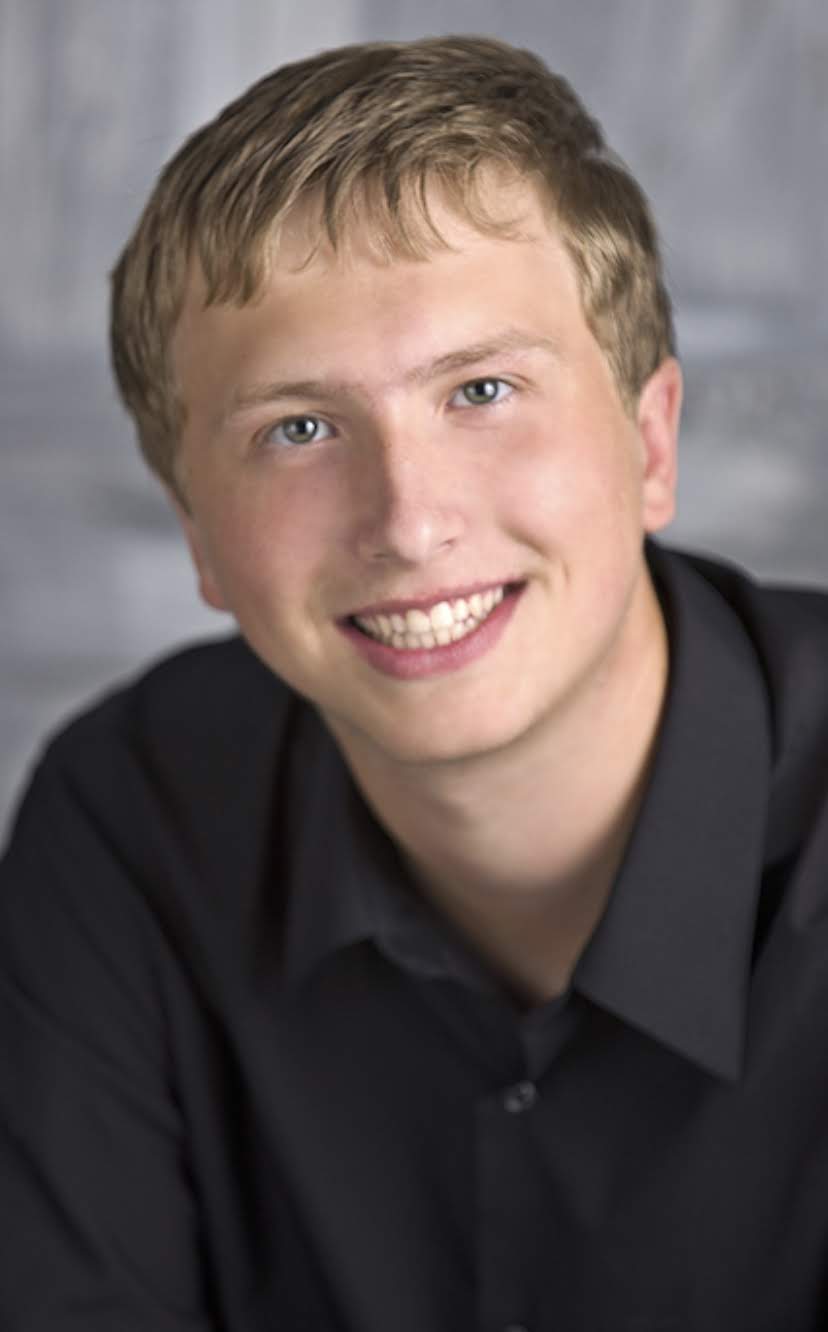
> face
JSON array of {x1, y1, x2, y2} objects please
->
[{"x1": 171, "y1": 182, "x2": 680, "y2": 771}]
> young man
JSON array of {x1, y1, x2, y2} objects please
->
[{"x1": 2, "y1": 35, "x2": 827, "y2": 1332}]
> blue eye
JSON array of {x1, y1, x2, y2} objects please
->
[
  {"x1": 266, "y1": 416, "x2": 334, "y2": 447},
  {"x1": 451, "y1": 378, "x2": 513, "y2": 408}
]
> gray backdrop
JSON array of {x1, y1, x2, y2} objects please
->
[{"x1": 2, "y1": 0, "x2": 827, "y2": 838}]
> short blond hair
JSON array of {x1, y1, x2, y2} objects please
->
[{"x1": 110, "y1": 35, "x2": 675, "y2": 495}]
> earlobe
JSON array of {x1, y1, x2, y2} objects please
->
[
  {"x1": 166, "y1": 490, "x2": 229, "y2": 613},
  {"x1": 637, "y1": 357, "x2": 682, "y2": 533}
]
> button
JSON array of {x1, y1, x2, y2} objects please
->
[
  {"x1": 505, "y1": 1324, "x2": 530, "y2": 1332},
  {"x1": 503, "y1": 1080, "x2": 537, "y2": 1113}
]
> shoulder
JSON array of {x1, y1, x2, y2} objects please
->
[
  {"x1": 651, "y1": 541, "x2": 828, "y2": 690},
  {"x1": 42, "y1": 633, "x2": 286, "y2": 767},
  {"x1": 671, "y1": 543, "x2": 828, "y2": 634},
  {"x1": 653, "y1": 543, "x2": 828, "y2": 856},
  {"x1": 22, "y1": 634, "x2": 295, "y2": 819},
  {"x1": 0, "y1": 635, "x2": 320, "y2": 1036},
  {"x1": 1, "y1": 635, "x2": 305, "y2": 932}
]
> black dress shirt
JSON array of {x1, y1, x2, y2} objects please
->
[{"x1": 2, "y1": 541, "x2": 828, "y2": 1331}]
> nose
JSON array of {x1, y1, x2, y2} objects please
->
[{"x1": 351, "y1": 423, "x2": 466, "y2": 567}]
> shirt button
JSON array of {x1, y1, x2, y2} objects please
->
[{"x1": 503, "y1": 1080, "x2": 538, "y2": 1113}]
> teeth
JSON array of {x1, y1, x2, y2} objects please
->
[
  {"x1": 430, "y1": 601, "x2": 454, "y2": 630},
  {"x1": 405, "y1": 608, "x2": 432, "y2": 634},
  {"x1": 354, "y1": 585, "x2": 508, "y2": 650}
]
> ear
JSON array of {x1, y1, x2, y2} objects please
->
[
  {"x1": 167, "y1": 490, "x2": 229, "y2": 613},
  {"x1": 636, "y1": 356, "x2": 682, "y2": 534}
]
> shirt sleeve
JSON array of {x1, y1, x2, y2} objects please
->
[{"x1": 0, "y1": 753, "x2": 217, "y2": 1330}]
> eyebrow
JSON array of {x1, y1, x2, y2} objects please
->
[{"x1": 223, "y1": 328, "x2": 560, "y2": 422}]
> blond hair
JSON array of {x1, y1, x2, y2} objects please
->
[{"x1": 110, "y1": 35, "x2": 675, "y2": 495}]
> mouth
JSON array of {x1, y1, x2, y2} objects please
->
[{"x1": 348, "y1": 582, "x2": 522, "y2": 650}]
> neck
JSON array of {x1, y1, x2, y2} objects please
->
[{"x1": 327, "y1": 572, "x2": 670, "y2": 1002}]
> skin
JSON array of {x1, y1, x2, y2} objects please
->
[{"x1": 171, "y1": 179, "x2": 682, "y2": 1003}]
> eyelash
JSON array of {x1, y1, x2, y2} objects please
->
[
  {"x1": 263, "y1": 416, "x2": 335, "y2": 449},
  {"x1": 449, "y1": 377, "x2": 515, "y2": 410},
  {"x1": 260, "y1": 376, "x2": 515, "y2": 449}
]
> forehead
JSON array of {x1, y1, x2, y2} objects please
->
[{"x1": 175, "y1": 217, "x2": 582, "y2": 403}]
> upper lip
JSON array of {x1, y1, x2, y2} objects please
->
[{"x1": 345, "y1": 579, "x2": 521, "y2": 619}]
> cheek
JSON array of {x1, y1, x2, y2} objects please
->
[
  {"x1": 198, "y1": 473, "x2": 344, "y2": 606},
  {"x1": 495, "y1": 426, "x2": 639, "y2": 541}
]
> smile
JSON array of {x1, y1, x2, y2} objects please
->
[{"x1": 352, "y1": 585, "x2": 507, "y2": 650}]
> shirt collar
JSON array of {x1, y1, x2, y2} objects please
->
[
  {"x1": 281, "y1": 543, "x2": 773, "y2": 1083},
  {"x1": 279, "y1": 708, "x2": 506, "y2": 994},
  {"x1": 279, "y1": 710, "x2": 377, "y2": 989},
  {"x1": 574, "y1": 542, "x2": 772, "y2": 1081}
]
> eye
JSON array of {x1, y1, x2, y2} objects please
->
[
  {"x1": 263, "y1": 415, "x2": 335, "y2": 448},
  {"x1": 450, "y1": 377, "x2": 514, "y2": 408}
]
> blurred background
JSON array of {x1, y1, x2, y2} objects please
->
[{"x1": 1, "y1": 0, "x2": 827, "y2": 839}]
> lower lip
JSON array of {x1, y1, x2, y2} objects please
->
[{"x1": 340, "y1": 585, "x2": 524, "y2": 680}]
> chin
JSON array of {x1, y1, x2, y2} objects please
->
[{"x1": 329, "y1": 700, "x2": 541, "y2": 771}]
